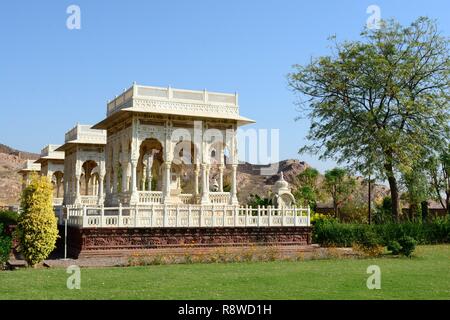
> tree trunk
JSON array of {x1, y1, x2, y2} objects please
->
[
  {"x1": 332, "y1": 188, "x2": 339, "y2": 220},
  {"x1": 368, "y1": 176, "x2": 372, "y2": 225},
  {"x1": 447, "y1": 193, "x2": 450, "y2": 216},
  {"x1": 385, "y1": 162, "x2": 399, "y2": 221},
  {"x1": 409, "y1": 203, "x2": 417, "y2": 221},
  {"x1": 421, "y1": 201, "x2": 428, "y2": 222}
]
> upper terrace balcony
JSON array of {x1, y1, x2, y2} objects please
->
[
  {"x1": 64, "y1": 124, "x2": 107, "y2": 145},
  {"x1": 36, "y1": 145, "x2": 65, "y2": 162},
  {"x1": 98, "y1": 84, "x2": 254, "y2": 126},
  {"x1": 19, "y1": 160, "x2": 41, "y2": 173}
]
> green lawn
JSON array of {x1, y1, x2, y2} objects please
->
[{"x1": 1, "y1": 245, "x2": 449, "y2": 300}]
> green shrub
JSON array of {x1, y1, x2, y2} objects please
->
[
  {"x1": 358, "y1": 230, "x2": 382, "y2": 249},
  {"x1": 0, "y1": 211, "x2": 19, "y2": 227},
  {"x1": 313, "y1": 218, "x2": 450, "y2": 249},
  {"x1": 387, "y1": 240, "x2": 402, "y2": 255},
  {"x1": 421, "y1": 217, "x2": 450, "y2": 244},
  {"x1": 352, "y1": 229, "x2": 384, "y2": 256},
  {"x1": 374, "y1": 219, "x2": 450, "y2": 245},
  {"x1": 0, "y1": 224, "x2": 12, "y2": 268},
  {"x1": 313, "y1": 219, "x2": 379, "y2": 247},
  {"x1": 15, "y1": 175, "x2": 59, "y2": 267},
  {"x1": 313, "y1": 219, "x2": 352, "y2": 246},
  {"x1": 398, "y1": 236, "x2": 417, "y2": 257},
  {"x1": 374, "y1": 222, "x2": 423, "y2": 245}
]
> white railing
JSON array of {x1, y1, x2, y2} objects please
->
[
  {"x1": 209, "y1": 192, "x2": 230, "y2": 204},
  {"x1": 80, "y1": 196, "x2": 99, "y2": 206},
  {"x1": 107, "y1": 84, "x2": 239, "y2": 117},
  {"x1": 138, "y1": 191, "x2": 163, "y2": 204},
  {"x1": 119, "y1": 192, "x2": 225, "y2": 205},
  {"x1": 53, "y1": 198, "x2": 64, "y2": 206},
  {"x1": 179, "y1": 194, "x2": 194, "y2": 204},
  {"x1": 64, "y1": 205, "x2": 311, "y2": 228}
]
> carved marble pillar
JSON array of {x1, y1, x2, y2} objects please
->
[
  {"x1": 194, "y1": 165, "x2": 200, "y2": 196},
  {"x1": 230, "y1": 164, "x2": 238, "y2": 205},
  {"x1": 218, "y1": 165, "x2": 224, "y2": 192},
  {"x1": 75, "y1": 175, "x2": 81, "y2": 204},
  {"x1": 127, "y1": 163, "x2": 132, "y2": 192},
  {"x1": 163, "y1": 161, "x2": 172, "y2": 203},
  {"x1": 130, "y1": 159, "x2": 139, "y2": 204},
  {"x1": 201, "y1": 163, "x2": 210, "y2": 204},
  {"x1": 230, "y1": 130, "x2": 239, "y2": 205},
  {"x1": 98, "y1": 175, "x2": 104, "y2": 204},
  {"x1": 144, "y1": 153, "x2": 155, "y2": 192},
  {"x1": 142, "y1": 166, "x2": 147, "y2": 191}
]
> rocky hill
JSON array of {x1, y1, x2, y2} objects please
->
[
  {"x1": 0, "y1": 144, "x2": 39, "y2": 206},
  {"x1": 235, "y1": 159, "x2": 309, "y2": 203},
  {"x1": 0, "y1": 143, "x2": 39, "y2": 161}
]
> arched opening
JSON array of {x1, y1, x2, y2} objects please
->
[
  {"x1": 172, "y1": 140, "x2": 199, "y2": 195},
  {"x1": 209, "y1": 141, "x2": 230, "y2": 193},
  {"x1": 137, "y1": 138, "x2": 164, "y2": 192},
  {"x1": 51, "y1": 171, "x2": 64, "y2": 199},
  {"x1": 90, "y1": 172, "x2": 100, "y2": 196},
  {"x1": 80, "y1": 160, "x2": 98, "y2": 196}
]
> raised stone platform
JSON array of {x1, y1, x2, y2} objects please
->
[{"x1": 58, "y1": 226, "x2": 312, "y2": 258}]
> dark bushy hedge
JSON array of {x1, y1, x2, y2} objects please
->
[
  {"x1": 0, "y1": 223, "x2": 12, "y2": 267},
  {"x1": 0, "y1": 211, "x2": 19, "y2": 227},
  {"x1": 313, "y1": 217, "x2": 450, "y2": 247}
]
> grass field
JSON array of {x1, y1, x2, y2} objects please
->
[{"x1": 1, "y1": 245, "x2": 449, "y2": 300}]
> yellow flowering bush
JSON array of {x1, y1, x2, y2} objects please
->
[
  {"x1": 15, "y1": 174, "x2": 59, "y2": 267},
  {"x1": 310, "y1": 212, "x2": 332, "y2": 225}
]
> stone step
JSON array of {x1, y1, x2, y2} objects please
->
[{"x1": 77, "y1": 244, "x2": 320, "y2": 258}]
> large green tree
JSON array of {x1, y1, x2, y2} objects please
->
[
  {"x1": 289, "y1": 17, "x2": 450, "y2": 220},
  {"x1": 294, "y1": 167, "x2": 321, "y2": 210},
  {"x1": 323, "y1": 168, "x2": 356, "y2": 219}
]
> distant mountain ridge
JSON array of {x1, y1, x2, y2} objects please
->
[{"x1": 0, "y1": 143, "x2": 39, "y2": 160}]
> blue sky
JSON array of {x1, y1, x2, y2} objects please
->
[{"x1": 0, "y1": 0, "x2": 448, "y2": 173}]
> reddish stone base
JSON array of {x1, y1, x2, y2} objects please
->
[{"x1": 57, "y1": 226, "x2": 312, "y2": 258}]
